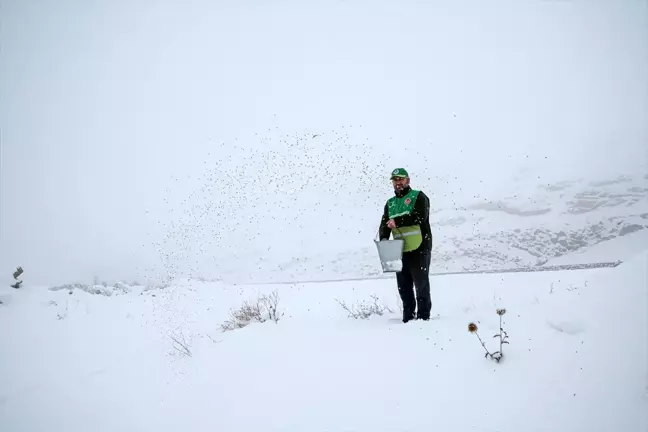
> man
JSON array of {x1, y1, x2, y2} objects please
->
[{"x1": 378, "y1": 168, "x2": 433, "y2": 322}]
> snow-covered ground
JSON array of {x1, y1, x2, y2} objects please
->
[
  {"x1": 1, "y1": 245, "x2": 646, "y2": 431},
  {"x1": 2, "y1": 1, "x2": 647, "y2": 431}
]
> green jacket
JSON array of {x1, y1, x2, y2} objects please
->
[{"x1": 379, "y1": 186, "x2": 432, "y2": 253}]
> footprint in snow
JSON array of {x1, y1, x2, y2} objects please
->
[{"x1": 546, "y1": 320, "x2": 585, "y2": 335}]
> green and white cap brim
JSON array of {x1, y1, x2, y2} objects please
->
[{"x1": 390, "y1": 168, "x2": 409, "y2": 179}]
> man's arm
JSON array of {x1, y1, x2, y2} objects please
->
[
  {"x1": 393, "y1": 191, "x2": 429, "y2": 227},
  {"x1": 378, "y1": 202, "x2": 391, "y2": 240}
]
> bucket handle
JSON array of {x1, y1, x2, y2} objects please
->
[{"x1": 375, "y1": 225, "x2": 403, "y2": 241}]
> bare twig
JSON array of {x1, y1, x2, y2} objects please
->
[
  {"x1": 169, "y1": 331, "x2": 192, "y2": 357},
  {"x1": 336, "y1": 294, "x2": 394, "y2": 319},
  {"x1": 57, "y1": 300, "x2": 69, "y2": 320},
  {"x1": 206, "y1": 334, "x2": 222, "y2": 344}
]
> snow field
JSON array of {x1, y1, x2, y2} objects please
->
[
  {"x1": 0, "y1": 250, "x2": 646, "y2": 431},
  {"x1": 545, "y1": 228, "x2": 648, "y2": 266}
]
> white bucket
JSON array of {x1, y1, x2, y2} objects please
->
[{"x1": 374, "y1": 239, "x2": 404, "y2": 272}]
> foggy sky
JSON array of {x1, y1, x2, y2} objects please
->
[{"x1": 1, "y1": 0, "x2": 646, "y2": 286}]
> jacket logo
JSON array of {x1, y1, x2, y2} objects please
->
[{"x1": 405, "y1": 198, "x2": 411, "y2": 205}]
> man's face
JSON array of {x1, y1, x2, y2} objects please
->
[{"x1": 391, "y1": 176, "x2": 408, "y2": 192}]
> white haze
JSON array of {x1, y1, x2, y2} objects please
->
[{"x1": 1, "y1": 0, "x2": 646, "y2": 286}]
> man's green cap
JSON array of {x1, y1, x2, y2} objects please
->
[{"x1": 390, "y1": 168, "x2": 409, "y2": 179}]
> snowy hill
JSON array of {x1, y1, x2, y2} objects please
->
[
  {"x1": 1, "y1": 249, "x2": 646, "y2": 431},
  {"x1": 441, "y1": 174, "x2": 648, "y2": 269},
  {"x1": 215, "y1": 173, "x2": 648, "y2": 284}
]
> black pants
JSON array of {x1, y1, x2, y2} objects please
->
[{"x1": 396, "y1": 249, "x2": 432, "y2": 321}]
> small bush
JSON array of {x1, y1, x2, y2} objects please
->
[
  {"x1": 220, "y1": 290, "x2": 284, "y2": 332},
  {"x1": 336, "y1": 294, "x2": 394, "y2": 319}
]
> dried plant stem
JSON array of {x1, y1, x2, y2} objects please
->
[
  {"x1": 468, "y1": 308, "x2": 509, "y2": 364},
  {"x1": 474, "y1": 331, "x2": 492, "y2": 357}
]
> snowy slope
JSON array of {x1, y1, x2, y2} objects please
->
[
  {"x1": 211, "y1": 173, "x2": 648, "y2": 284},
  {"x1": 1, "y1": 249, "x2": 646, "y2": 431},
  {"x1": 546, "y1": 226, "x2": 648, "y2": 266}
]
